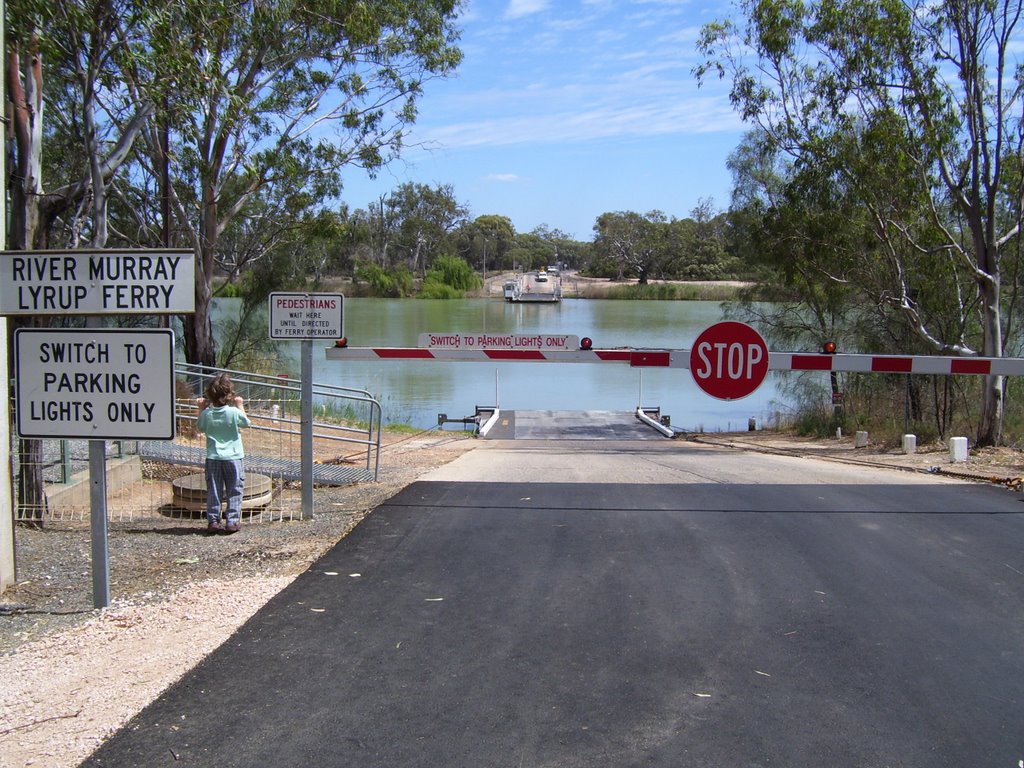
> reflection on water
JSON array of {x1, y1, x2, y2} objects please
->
[{"x1": 216, "y1": 297, "x2": 795, "y2": 431}]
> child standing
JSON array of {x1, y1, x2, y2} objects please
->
[{"x1": 197, "y1": 374, "x2": 251, "y2": 534}]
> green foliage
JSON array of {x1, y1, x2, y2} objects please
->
[
  {"x1": 417, "y1": 281, "x2": 463, "y2": 299},
  {"x1": 355, "y1": 262, "x2": 414, "y2": 297},
  {"x1": 419, "y1": 255, "x2": 481, "y2": 298},
  {"x1": 423, "y1": 255, "x2": 481, "y2": 291},
  {"x1": 698, "y1": 0, "x2": 1024, "y2": 444},
  {"x1": 604, "y1": 283, "x2": 745, "y2": 301},
  {"x1": 453, "y1": 214, "x2": 516, "y2": 272},
  {"x1": 374, "y1": 183, "x2": 470, "y2": 275},
  {"x1": 216, "y1": 282, "x2": 245, "y2": 298},
  {"x1": 586, "y1": 207, "x2": 743, "y2": 282}
]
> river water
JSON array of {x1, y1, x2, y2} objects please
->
[{"x1": 231, "y1": 297, "x2": 794, "y2": 432}]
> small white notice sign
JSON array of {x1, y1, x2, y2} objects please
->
[
  {"x1": 15, "y1": 328, "x2": 176, "y2": 440},
  {"x1": 269, "y1": 293, "x2": 344, "y2": 339},
  {"x1": 418, "y1": 333, "x2": 580, "y2": 350}
]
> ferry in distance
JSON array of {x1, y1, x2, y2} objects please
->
[{"x1": 503, "y1": 270, "x2": 561, "y2": 303}]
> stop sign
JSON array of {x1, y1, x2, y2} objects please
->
[{"x1": 689, "y1": 321, "x2": 770, "y2": 400}]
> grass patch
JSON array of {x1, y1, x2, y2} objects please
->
[{"x1": 603, "y1": 283, "x2": 746, "y2": 301}]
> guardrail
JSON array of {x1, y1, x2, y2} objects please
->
[{"x1": 12, "y1": 362, "x2": 382, "y2": 523}]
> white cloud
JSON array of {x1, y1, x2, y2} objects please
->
[
  {"x1": 425, "y1": 93, "x2": 741, "y2": 149},
  {"x1": 485, "y1": 173, "x2": 523, "y2": 182},
  {"x1": 504, "y1": 0, "x2": 550, "y2": 19}
]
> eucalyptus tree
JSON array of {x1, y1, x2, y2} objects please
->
[
  {"x1": 128, "y1": 0, "x2": 463, "y2": 366},
  {"x1": 7, "y1": 0, "x2": 156, "y2": 252},
  {"x1": 697, "y1": 0, "x2": 1024, "y2": 445},
  {"x1": 384, "y1": 182, "x2": 468, "y2": 275},
  {"x1": 458, "y1": 214, "x2": 515, "y2": 273},
  {"x1": 532, "y1": 225, "x2": 589, "y2": 271},
  {"x1": 505, "y1": 232, "x2": 554, "y2": 272},
  {"x1": 6, "y1": 0, "x2": 159, "y2": 522},
  {"x1": 592, "y1": 210, "x2": 667, "y2": 283},
  {"x1": 664, "y1": 199, "x2": 734, "y2": 280}
]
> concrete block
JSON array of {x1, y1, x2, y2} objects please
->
[
  {"x1": 902, "y1": 434, "x2": 917, "y2": 454},
  {"x1": 45, "y1": 455, "x2": 143, "y2": 511},
  {"x1": 950, "y1": 436, "x2": 969, "y2": 462},
  {"x1": 855, "y1": 430, "x2": 869, "y2": 448}
]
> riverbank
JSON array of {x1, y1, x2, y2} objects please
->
[{"x1": 322, "y1": 272, "x2": 754, "y2": 300}]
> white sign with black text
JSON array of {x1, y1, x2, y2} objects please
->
[
  {"x1": 269, "y1": 292, "x2": 344, "y2": 339},
  {"x1": 0, "y1": 249, "x2": 195, "y2": 315},
  {"x1": 15, "y1": 328, "x2": 176, "y2": 440}
]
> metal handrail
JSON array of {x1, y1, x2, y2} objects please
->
[{"x1": 177, "y1": 362, "x2": 382, "y2": 479}]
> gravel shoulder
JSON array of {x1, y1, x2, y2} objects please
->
[{"x1": 2, "y1": 428, "x2": 1021, "y2": 768}]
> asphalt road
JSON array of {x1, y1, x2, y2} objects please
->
[{"x1": 84, "y1": 440, "x2": 1024, "y2": 768}]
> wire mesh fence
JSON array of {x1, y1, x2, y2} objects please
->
[{"x1": 9, "y1": 364, "x2": 381, "y2": 524}]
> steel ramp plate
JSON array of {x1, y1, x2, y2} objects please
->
[
  {"x1": 482, "y1": 410, "x2": 669, "y2": 440},
  {"x1": 140, "y1": 441, "x2": 374, "y2": 485}
]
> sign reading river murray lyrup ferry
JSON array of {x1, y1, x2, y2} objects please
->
[{"x1": 0, "y1": 249, "x2": 195, "y2": 315}]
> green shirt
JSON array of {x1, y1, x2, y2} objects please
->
[{"x1": 198, "y1": 405, "x2": 251, "y2": 460}]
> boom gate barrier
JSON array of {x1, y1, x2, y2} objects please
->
[
  {"x1": 327, "y1": 344, "x2": 1024, "y2": 374},
  {"x1": 325, "y1": 332, "x2": 1024, "y2": 399}
]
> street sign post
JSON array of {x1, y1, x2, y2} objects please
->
[
  {"x1": 689, "y1": 321, "x2": 770, "y2": 400},
  {"x1": 268, "y1": 292, "x2": 344, "y2": 520},
  {"x1": 14, "y1": 328, "x2": 176, "y2": 440}
]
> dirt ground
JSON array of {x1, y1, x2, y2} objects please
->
[{"x1": 2, "y1": 428, "x2": 1022, "y2": 768}]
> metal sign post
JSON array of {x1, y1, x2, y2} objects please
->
[
  {"x1": 15, "y1": 325, "x2": 176, "y2": 608},
  {"x1": 87, "y1": 316, "x2": 110, "y2": 609},
  {"x1": 267, "y1": 293, "x2": 344, "y2": 521},
  {"x1": 301, "y1": 340, "x2": 314, "y2": 521},
  {"x1": 88, "y1": 436, "x2": 110, "y2": 608}
]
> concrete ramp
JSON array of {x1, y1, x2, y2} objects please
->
[{"x1": 481, "y1": 410, "x2": 670, "y2": 440}]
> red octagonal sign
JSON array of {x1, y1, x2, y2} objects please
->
[{"x1": 689, "y1": 321, "x2": 770, "y2": 400}]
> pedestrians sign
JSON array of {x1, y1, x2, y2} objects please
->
[
  {"x1": 14, "y1": 328, "x2": 176, "y2": 439},
  {"x1": 689, "y1": 321, "x2": 769, "y2": 400},
  {"x1": 269, "y1": 293, "x2": 344, "y2": 339}
]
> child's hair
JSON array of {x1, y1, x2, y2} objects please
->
[{"x1": 204, "y1": 374, "x2": 236, "y2": 407}]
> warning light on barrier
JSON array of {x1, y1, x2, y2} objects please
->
[
  {"x1": 335, "y1": 337, "x2": 348, "y2": 348},
  {"x1": 822, "y1": 341, "x2": 837, "y2": 354},
  {"x1": 580, "y1": 337, "x2": 593, "y2": 350}
]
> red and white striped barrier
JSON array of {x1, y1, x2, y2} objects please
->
[{"x1": 324, "y1": 345, "x2": 1024, "y2": 376}]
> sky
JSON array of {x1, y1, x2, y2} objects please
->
[{"x1": 339, "y1": 0, "x2": 747, "y2": 242}]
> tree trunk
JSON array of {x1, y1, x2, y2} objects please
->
[
  {"x1": 975, "y1": 245, "x2": 1003, "y2": 446},
  {"x1": 183, "y1": 242, "x2": 217, "y2": 368},
  {"x1": 7, "y1": 38, "x2": 48, "y2": 526},
  {"x1": 182, "y1": 187, "x2": 219, "y2": 367}
]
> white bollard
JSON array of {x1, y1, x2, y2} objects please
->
[
  {"x1": 949, "y1": 436, "x2": 969, "y2": 462},
  {"x1": 902, "y1": 434, "x2": 917, "y2": 454},
  {"x1": 836, "y1": 427, "x2": 842, "y2": 440},
  {"x1": 855, "y1": 430, "x2": 869, "y2": 448}
]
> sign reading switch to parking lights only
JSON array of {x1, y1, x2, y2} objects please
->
[{"x1": 15, "y1": 328, "x2": 176, "y2": 440}]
